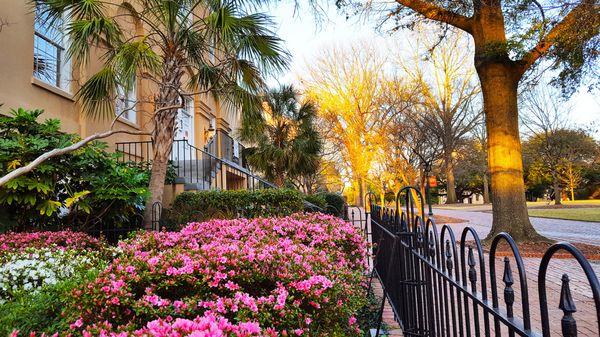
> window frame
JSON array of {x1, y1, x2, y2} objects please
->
[
  {"x1": 33, "y1": 5, "x2": 72, "y2": 92},
  {"x1": 115, "y1": 79, "x2": 137, "y2": 124}
]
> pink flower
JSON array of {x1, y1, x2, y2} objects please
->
[{"x1": 70, "y1": 318, "x2": 84, "y2": 329}]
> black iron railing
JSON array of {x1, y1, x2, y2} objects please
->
[
  {"x1": 362, "y1": 187, "x2": 600, "y2": 337},
  {"x1": 215, "y1": 130, "x2": 245, "y2": 166},
  {"x1": 115, "y1": 139, "x2": 274, "y2": 191}
]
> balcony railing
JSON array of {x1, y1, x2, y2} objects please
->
[
  {"x1": 115, "y1": 139, "x2": 274, "y2": 191},
  {"x1": 214, "y1": 130, "x2": 245, "y2": 167}
]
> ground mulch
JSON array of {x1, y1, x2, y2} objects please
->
[
  {"x1": 479, "y1": 240, "x2": 600, "y2": 260},
  {"x1": 433, "y1": 214, "x2": 467, "y2": 224}
]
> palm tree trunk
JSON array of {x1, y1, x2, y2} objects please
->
[
  {"x1": 274, "y1": 175, "x2": 285, "y2": 187},
  {"x1": 143, "y1": 111, "x2": 177, "y2": 228},
  {"x1": 143, "y1": 60, "x2": 184, "y2": 228}
]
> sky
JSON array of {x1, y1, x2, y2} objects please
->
[{"x1": 263, "y1": 2, "x2": 600, "y2": 131}]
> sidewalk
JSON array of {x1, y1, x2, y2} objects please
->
[{"x1": 371, "y1": 278, "x2": 403, "y2": 337}]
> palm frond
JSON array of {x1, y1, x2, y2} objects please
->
[
  {"x1": 67, "y1": 17, "x2": 121, "y2": 64},
  {"x1": 75, "y1": 67, "x2": 118, "y2": 120},
  {"x1": 110, "y1": 38, "x2": 161, "y2": 88}
]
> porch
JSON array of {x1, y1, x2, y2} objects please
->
[{"x1": 115, "y1": 135, "x2": 274, "y2": 206}]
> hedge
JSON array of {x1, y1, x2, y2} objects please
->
[
  {"x1": 304, "y1": 193, "x2": 327, "y2": 209},
  {"x1": 163, "y1": 189, "x2": 305, "y2": 226},
  {"x1": 316, "y1": 192, "x2": 346, "y2": 217}
]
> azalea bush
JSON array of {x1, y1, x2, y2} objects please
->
[
  {"x1": 0, "y1": 247, "x2": 104, "y2": 303},
  {"x1": 40, "y1": 212, "x2": 367, "y2": 336},
  {"x1": 0, "y1": 268, "x2": 102, "y2": 335},
  {"x1": 0, "y1": 230, "x2": 107, "y2": 255}
]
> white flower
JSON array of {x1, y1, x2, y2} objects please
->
[{"x1": 0, "y1": 247, "x2": 101, "y2": 302}]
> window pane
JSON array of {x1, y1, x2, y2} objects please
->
[
  {"x1": 33, "y1": 4, "x2": 65, "y2": 88},
  {"x1": 116, "y1": 81, "x2": 137, "y2": 123}
]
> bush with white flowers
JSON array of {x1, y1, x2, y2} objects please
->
[{"x1": 0, "y1": 247, "x2": 101, "y2": 303}]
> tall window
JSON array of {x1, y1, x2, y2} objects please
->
[
  {"x1": 33, "y1": 4, "x2": 71, "y2": 91},
  {"x1": 116, "y1": 80, "x2": 137, "y2": 123}
]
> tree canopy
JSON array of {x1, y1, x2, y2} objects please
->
[{"x1": 241, "y1": 85, "x2": 322, "y2": 187}]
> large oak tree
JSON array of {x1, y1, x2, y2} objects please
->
[{"x1": 334, "y1": 0, "x2": 599, "y2": 241}]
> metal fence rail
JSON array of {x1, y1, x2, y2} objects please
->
[
  {"x1": 115, "y1": 139, "x2": 276, "y2": 191},
  {"x1": 366, "y1": 187, "x2": 600, "y2": 337}
]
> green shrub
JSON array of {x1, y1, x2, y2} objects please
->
[
  {"x1": 0, "y1": 267, "x2": 103, "y2": 335},
  {"x1": 164, "y1": 189, "x2": 305, "y2": 226},
  {"x1": 317, "y1": 192, "x2": 346, "y2": 216},
  {"x1": 304, "y1": 193, "x2": 327, "y2": 209},
  {"x1": 0, "y1": 108, "x2": 149, "y2": 231}
]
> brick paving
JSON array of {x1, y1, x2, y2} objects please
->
[
  {"x1": 465, "y1": 253, "x2": 600, "y2": 336},
  {"x1": 371, "y1": 278, "x2": 403, "y2": 336}
]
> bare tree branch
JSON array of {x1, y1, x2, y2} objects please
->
[{"x1": 394, "y1": 0, "x2": 473, "y2": 33}]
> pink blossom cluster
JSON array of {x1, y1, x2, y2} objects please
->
[
  {"x1": 12, "y1": 313, "x2": 261, "y2": 337},
  {"x1": 57, "y1": 213, "x2": 368, "y2": 336},
  {"x1": 0, "y1": 230, "x2": 106, "y2": 254}
]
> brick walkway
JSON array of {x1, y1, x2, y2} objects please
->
[{"x1": 371, "y1": 278, "x2": 403, "y2": 336}]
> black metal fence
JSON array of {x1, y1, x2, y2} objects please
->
[{"x1": 360, "y1": 187, "x2": 600, "y2": 337}]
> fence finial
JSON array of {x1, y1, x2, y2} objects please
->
[
  {"x1": 468, "y1": 246, "x2": 477, "y2": 288},
  {"x1": 502, "y1": 257, "x2": 515, "y2": 318},
  {"x1": 559, "y1": 274, "x2": 578, "y2": 337}
]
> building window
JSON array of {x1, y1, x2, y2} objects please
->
[
  {"x1": 116, "y1": 80, "x2": 137, "y2": 123},
  {"x1": 33, "y1": 4, "x2": 71, "y2": 91}
]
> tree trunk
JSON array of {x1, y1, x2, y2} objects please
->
[
  {"x1": 553, "y1": 174, "x2": 563, "y2": 205},
  {"x1": 469, "y1": 2, "x2": 546, "y2": 242},
  {"x1": 143, "y1": 111, "x2": 177, "y2": 229},
  {"x1": 482, "y1": 173, "x2": 490, "y2": 204},
  {"x1": 357, "y1": 177, "x2": 365, "y2": 207},
  {"x1": 444, "y1": 154, "x2": 457, "y2": 203},
  {"x1": 477, "y1": 62, "x2": 544, "y2": 242},
  {"x1": 570, "y1": 187, "x2": 575, "y2": 202},
  {"x1": 143, "y1": 60, "x2": 184, "y2": 228}
]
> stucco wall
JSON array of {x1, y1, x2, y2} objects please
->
[{"x1": 0, "y1": 0, "x2": 240, "y2": 152}]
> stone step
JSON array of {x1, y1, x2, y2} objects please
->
[{"x1": 172, "y1": 159, "x2": 221, "y2": 184}]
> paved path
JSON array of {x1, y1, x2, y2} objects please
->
[{"x1": 433, "y1": 208, "x2": 600, "y2": 246}]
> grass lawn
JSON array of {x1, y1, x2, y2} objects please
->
[
  {"x1": 526, "y1": 199, "x2": 600, "y2": 207},
  {"x1": 527, "y1": 207, "x2": 600, "y2": 222}
]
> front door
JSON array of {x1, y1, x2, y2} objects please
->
[{"x1": 173, "y1": 97, "x2": 195, "y2": 160}]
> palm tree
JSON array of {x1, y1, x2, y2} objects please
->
[
  {"x1": 241, "y1": 85, "x2": 322, "y2": 187},
  {"x1": 36, "y1": 0, "x2": 289, "y2": 226}
]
